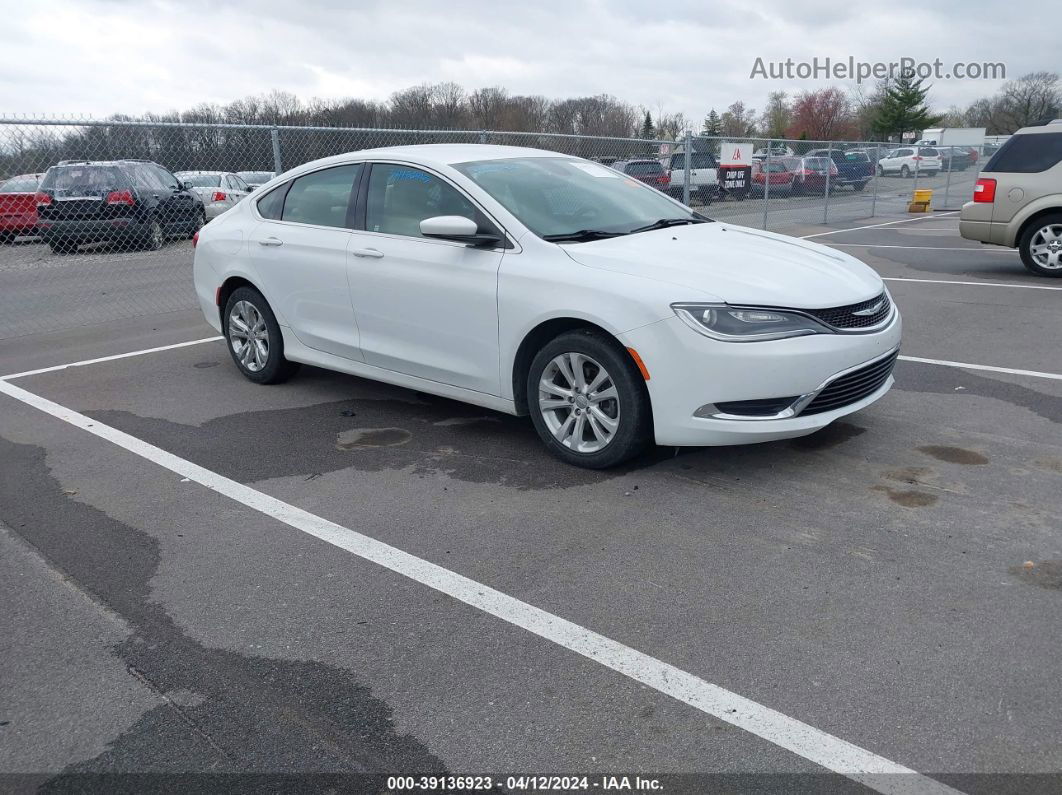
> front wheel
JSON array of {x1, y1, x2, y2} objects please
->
[
  {"x1": 527, "y1": 329, "x2": 652, "y2": 468},
  {"x1": 853, "y1": 181, "x2": 866, "y2": 191},
  {"x1": 1019, "y1": 214, "x2": 1062, "y2": 277},
  {"x1": 876, "y1": 164, "x2": 884, "y2": 176},
  {"x1": 900, "y1": 165, "x2": 910, "y2": 178},
  {"x1": 222, "y1": 287, "x2": 301, "y2": 383},
  {"x1": 141, "y1": 218, "x2": 164, "y2": 251}
]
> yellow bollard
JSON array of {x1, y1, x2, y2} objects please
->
[{"x1": 909, "y1": 188, "x2": 932, "y2": 213}]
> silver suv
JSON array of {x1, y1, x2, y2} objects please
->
[{"x1": 959, "y1": 120, "x2": 1062, "y2": 277}]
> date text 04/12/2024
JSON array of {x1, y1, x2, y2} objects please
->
[{"x1": 385, "y1": 775, "x2": 664, "y2": 791}]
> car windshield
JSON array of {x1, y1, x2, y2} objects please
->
[
  {"x1": 454, "y1": 157, "x2": 699, "y2": 239},
  {"x1": 0, "y1": 175, "x2": 40, "y2": 192},
  {"x1": 804, "y1": 158, "x2": 830, "y2": 169},
  {"x1": 179, "y1": 174, "x2": 222, "y2": 187},
  {"x1": 39, "y1": 165, "x2": 128, "y2": 197},
  {"x1": 918, "y1": 148, "x2": 939, "y2": 156}
]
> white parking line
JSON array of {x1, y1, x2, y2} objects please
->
[
  {"x1": 828, "y1": 244, "x2": 1016, "y2": 252},
  {"x1": 0, "y1": 377, "x2": 960, "y2": 795},
  {"x1": 0, "y1": 337, "x2": 223, "y2": 381},
  {"x1": 884, "y1": 277, "x2": 1062, "y2": 292},
  {"x1": 800, "y1": 212, "x2": 958, "y2": 239},
  {"x1": 899, "y1": 356, "x2": 1062, "y2": 381}
]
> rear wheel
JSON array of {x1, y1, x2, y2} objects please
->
[
  {"x1": 47, "y1": 239, "x2": 76, "y2": 254},
  {"x1": 1018, "y1": 214, "x2": 1062, "y2": 278},
  {"x1": 876, "y1": 164, "x2": 884, "y2": 176},
  {"x1": 900, "y1": 165, "x2": 910, "y2": 178},
  {"x1": 140, "y1": 218, "x2": 164, "y2": 251},
  {"x1": 223, "y1": 287, "x2": 301, "y2": 383},
  {"x1": 527, "y1": 329, "x2": 652, "y2": 468},
  {"x1": 853, "y1": 181, "x2": 866, "y2": 191}
]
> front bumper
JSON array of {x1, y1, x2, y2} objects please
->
[{"x1": 619, "y1": 310, "x2": 902, "y2": 446}]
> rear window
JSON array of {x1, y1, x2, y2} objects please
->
[
  {"x1": 844, "y1": 152, "x2": 870, "y2": 163},
  {"x1": 39, "y1": 165, "x2": 130, "y2": 197},
  {"x1": 624, "y1": 162, "x2": 664, "y2": 176},
  {"x1": 0, "y1": 175, "x2": 40, "y2": 192},
  {"x1": 239, "y1": 172, "x2": 274, "y2": 184},
  {"x1": 918, "y1": 148, "x2": 939, "y2": 157},
  {"x1": 180, "y1": 174, "x2": 222, "y2": 187},
  {"x1": 983, "y1": 133, "x2": 1062, "y2": 173},
  {"x1": 670, "y1": 153, "x2": 717, "y2": 169}
]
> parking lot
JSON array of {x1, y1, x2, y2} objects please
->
[{"x1": 2, "y1": 208, "x2": 1060, "y2": 793}]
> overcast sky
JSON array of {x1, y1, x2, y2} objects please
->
[{"x1": 6, "y1": 0, "x2": 1045, "y2": 122}]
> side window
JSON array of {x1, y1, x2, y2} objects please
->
[
  {"x1": 130, "y1": 166, "x2": 156, "y2": 191},
  {"x1": 152, "y1": 165, "x2": 178, "y2": 190},
  {"x1": 365, "y1": 164, "x2": 478, "y2": 238},
  {"x1": 281, "y1": 164, "x2": 359, "y2": 228},
  {"x1": 233, "y1": 175, "x2": 250, "y2": 192},
  {"x1": 984, "y1": 133, "x2": 1062, "y2": 173},
  {"x1": 256, "y1": 184, "x2": 287, "y2": 220}
]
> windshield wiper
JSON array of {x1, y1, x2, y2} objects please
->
[
  {"x1": 542, "y1": 229, "x2": 628, "y2": 243},
  {"x1": 629, "y1": 217, "x2": 709, "y2": 234}
]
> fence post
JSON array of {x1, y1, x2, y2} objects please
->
[
  {"x1": 478, "y1": 130, "x2": 488, "y2": 144},
  {"x1": 911, "y1": 141, "x2": 920, "y2": 195},
  {"x1": 682, "y1": 130, "x2": 692, "y2": 207},
  {"x1": 870, "y1": 143, "x2": 879, "y2": 218},
  {"x1": 821, "y1": 141, "x2": 833, "y2": 224},
  {"x1": 943, "y1": 145, "x2": 953, "y2": 208},
  {"x1": 762, "y1": 139, "x2": 771, "y2": 230},
  {"x1": 270, "y1": 127, "x2": 283, "y2": 174}
]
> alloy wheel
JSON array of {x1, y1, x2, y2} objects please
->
[
  {"x1": 538, "y1": 352, "x2": 620, "y2": 453},
  {"x1": 1029, "y1": 223, "x2": 1062, "y2": 270},
  {"x1": 228, "y1": 300, "x2": 269, "y2": 372}
]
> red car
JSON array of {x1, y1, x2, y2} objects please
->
[
  {"x1": 0, "y1": 173, "x2": 44, "y2": 241},
  {"x1": 783, "y1": 157, "x2": 838, "y2": 195},
  {"x1": 750, "y1": 159, "x2": 795, "y2": 196}
]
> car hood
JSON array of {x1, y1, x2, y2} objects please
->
[{"x1": 562, "y1": 222, "x2": 883, "y2": 307}]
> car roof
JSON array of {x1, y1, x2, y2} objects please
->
[
  {"x1": 1014, "y1": 121, "x2": 1062, "y2": 135},
  {"x1": 175, "y1": 170, "x2": 232, "y2": 176},
  {"x1": 54, "y1": 159, "x2": 156, "y2": 167}
]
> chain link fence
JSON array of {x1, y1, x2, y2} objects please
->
[{"x1": 0, "y1": 117, "x2": 988, "y2": 339}]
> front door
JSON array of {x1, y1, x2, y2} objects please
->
[{"x1": 346, "y1": 162, "x2": 504, "y2": 395}]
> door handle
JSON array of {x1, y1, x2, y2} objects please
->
[
  {"x1": 258, "y1": 236, "x2": 283, "y2": 247},
  {"x1": 351, "y1": 247, "x2": 384, "y2": 258}
]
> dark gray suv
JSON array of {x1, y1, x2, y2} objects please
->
[{"x1": 36, "y1": 159, "x2": 206, "y2": 254}]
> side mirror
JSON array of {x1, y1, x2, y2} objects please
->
[
  {"x1": 420, "y1": 215, "x2": 501, "y2": 246},
  {"x1": 181, "y1": 181, "x2": 193, "y2": 191}
]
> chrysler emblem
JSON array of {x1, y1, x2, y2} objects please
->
[{"x1": 852, "y1": 299, "x2": 885, "y2": 317}]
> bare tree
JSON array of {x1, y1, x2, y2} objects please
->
[{"x1": 995, "y1": 71, "x2": 1061, "y2": 132}]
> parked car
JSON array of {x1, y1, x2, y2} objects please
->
[
  {"x1": 0, "y1": 173, "x2": 44, "y2": 242},
  {"x1": 937, "y1": 146, "x2": 978, "y2": 172},
  {"x1": 237, "y1": 171, "x2": 275, "y2": 190},
  {"x1": 36, "y1": 160, "x2": 205, "y2": 254},
  {"x1": 611, "y1": 159, "x2": 670, "y2": 191},
  {"x1": 875, "y1": 147, "x2": 941, "y2": 177},
  {"x1": 960, "y1": 120, "x2": 1062, "y2": 277},
  {"x1": 753, "y1": 145, "x2": 794, "y2": 159},
  {"x1": 784, "y1": 157, "x2": 839, "y2": 194},
  {"x1": 194, "y1": 144, "x2": 900, "y2": 468},
  {"x1": 749, "y1": 159, "x2": 795, "y2": 196},
  {"x1": 176, "y1": 171, "x2": 253, "y2": 219},
  {"x1": 665, "y1": 151, "x2": 719, "y2": 204},
  {"x1": 804, "y1": 149, "x2": 873, "y2": 191}
]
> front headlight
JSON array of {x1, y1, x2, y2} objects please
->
[{"x1": 671, "y1": 303, "x2": 830, "y2": 342}]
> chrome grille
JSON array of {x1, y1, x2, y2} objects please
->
[{"x1": 803, "y1": 292, "x2": 892, "y2": 330}]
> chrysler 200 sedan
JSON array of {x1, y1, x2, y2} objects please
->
[{"x1": 192, "y1": 145, "x2": 901, "y2": 468}]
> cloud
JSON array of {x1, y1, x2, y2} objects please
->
[{"x1": 1, "y1": 0, "x2": 1046, "y2": 121}]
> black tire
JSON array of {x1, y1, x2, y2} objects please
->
[
  {"x1": 1018, "y1": 213, "x2": 1062, "y2": 278},
  {"x1": 527, "y1": 328, "x2": 652, "y2": 468},
  {"x1": 140, "y1": 218, "x2": 164, "y2": 251},
  {"x1": 187, "y1": 209, "x2": 206, "y2": 239},
  {"x1": 853, "y1": 181, "x2": 866, "y2": 191},
  {"x1": 900, "y1": 165, "x2": 910, "y2": 178},
  {"x1": 222, "y1": 286, "x2": 301, "y2": 383},
  {"x1": 0, "y1": 231, "x2": 14, "y2": 244},
  {"x1": 876, "y1": 164, "x2": 884, "y2": 177},
  {"x1": 926, "y1": 171, "x2": 938, "y2": 177}
]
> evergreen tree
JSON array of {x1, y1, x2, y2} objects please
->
[
  {"x1": 640, "y1": 110, "x2": 655, "y2": 140},
  {"x1": 871, "y1": 72, "x2": 943, "y2": 139},
  {"x1": 702, "y1": 109, "x2": 722, "y2": 136}
]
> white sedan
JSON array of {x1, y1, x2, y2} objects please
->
[
  {"x1": 193, "y1": 145, "x2": 901, "y2": 468},
  {"x1": 176, "y1": 171, "x2": 253, "y2": 219}
]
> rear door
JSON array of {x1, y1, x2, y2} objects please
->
[
  {"x1": 151, "y1": 164, "x2": 197, "y2": 230},
  {"x1": 345, "y1": 162, "x2": 504, "y2": 394},
  {"x1": 247, "y1": 163, "x2": 364, "y2": 361}
]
